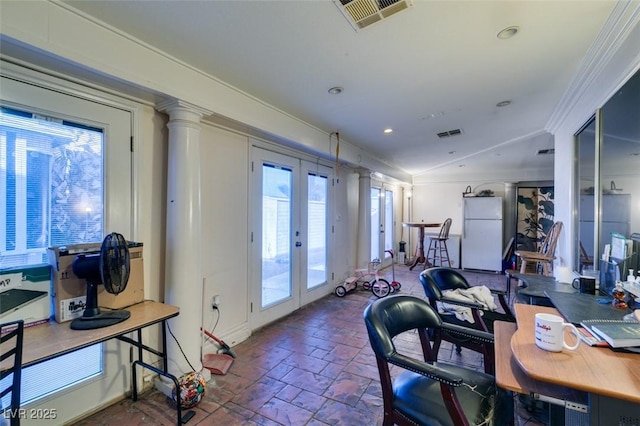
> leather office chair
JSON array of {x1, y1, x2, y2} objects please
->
[
  {"x1": 515, "y1": 221, "x2": 563, "y2": 276},
  {"x1": 363, "y1": 295, "x2": 513, "y2": 426},
  {"x1": 419, "y1": 267, "x2": 515, "y2": 371},
  {"x1": 1, "y1": 319, "x2": 24, "y2": 426},
  {"x1": 425, "y1": 218, "x2": 452, "y2": 268}
]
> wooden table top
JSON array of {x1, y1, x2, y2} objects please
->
[
  {"x1": 2, "y1": 300, "x2": 179, "y2": 370},
  {"x1": 402, "y1": 222, "x2": 441, "y2": 228},
  {"x1": 494, "y1": 321, "x2": 588, "y2": 404},
  {"x1": 510, "y1": 303, "x2": 640, "y2": 403}
]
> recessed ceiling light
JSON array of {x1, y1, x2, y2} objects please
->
[
  {"x1": 497, "y1": 26, "x2": 519, "y2": 39},
  {"x1": 496, "y1": 100, "x2": 511, "y2": 107},
  {"x1": 383, "y1": 128, "x2": 393, "y2": 134},
  {"x1": 328, "y1": 86, "x2": 343, "y2": 95}
]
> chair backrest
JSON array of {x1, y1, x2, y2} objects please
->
[
  {"x1": 438, "y1": 218, "x2": 452, "y2": 239},
  {"x1": 363, "y1": 295, "x2": 441, "y2": 360},
  {"x1": 1, "y1": 319, "x2": 24, "y2": 423},
  {"x1": 419, "y1": 267, "x2": 470, "y2": 301},
  {"x1": 539, "y1": 221, "x2": 563, "y2": 257}
]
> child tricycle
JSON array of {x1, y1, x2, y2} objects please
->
[{"x1": 335, "y1": 259, "x2": 391, "y2": 298}]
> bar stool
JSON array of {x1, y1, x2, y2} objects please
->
[{"x1": 426, "y1": 218, "x2": 452, "y2": 267}]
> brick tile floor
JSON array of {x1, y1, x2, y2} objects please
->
[{"x1": 76, "y1": 263, "x2": 546, "y2": 425}]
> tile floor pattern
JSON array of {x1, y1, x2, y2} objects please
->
[{"x1": 77, "y1": 264, "x2": 547, "y2": 426}]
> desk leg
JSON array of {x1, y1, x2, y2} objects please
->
[{"x1": 132, "y1": 360, "x2": 186, "y2": 425}]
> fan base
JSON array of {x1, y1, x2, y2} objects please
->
[{"x1": 70, "y1": 310, "x2": 131, "y2": 330}]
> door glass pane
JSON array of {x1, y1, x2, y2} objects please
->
[
  {"x1": 370, "y1": 188, "x2": 380, "y2": 261},
  {"x1": 307, "y1": 172, "x2": 327, "y2": 289},
  {"x1": 577, "y1": 117, "x2": 596, "y2": 272},
  {"x1": 600, "y1": 69, "x2": 639, "y2": 272},
  {"x1": 261, "y1": 164, "x2": 292, "y2": 307},
  {"x1": 384, "y1": 189, "x2": 393, "y2": 259}
]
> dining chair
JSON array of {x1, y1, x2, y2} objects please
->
[
  {"x1": 363, "y1": 295, "x2": 514, "y2": 426},
  {"x1": 1, "y1": 319, "x2": 24, "y2": 426},
  {"x1": 515, "y1": 221, "x2": 563, "y2": 276},
  {"x1": 425, "y1": 217, "x2": 452, "y2": 268},
  {"x1": 419, "y1": 267, "x2": 515, "y2": 372}
]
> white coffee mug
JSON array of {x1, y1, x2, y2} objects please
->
[{"x1": 534, "y1": 313, "x2": 581, "y2": 352}]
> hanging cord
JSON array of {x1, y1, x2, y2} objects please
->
[
  {"x1": 167, "y1": 321, "x2": 199, "y2": 373},
  {"x1": 330, "y1": 131, "x2": 340, "y2": 183}
]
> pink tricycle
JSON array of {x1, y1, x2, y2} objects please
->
[{"x1": 335, "y1": 259, "x2": 391, "y2": 298}]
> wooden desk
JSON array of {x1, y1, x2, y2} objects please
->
[
  {"x1": 402, "y1": 222, "x2": 441, "y2": 270},
  {"x1": 2, "y1": 300, "x2": 179, "y2": 370},
  {"x1": 495, "y1": 321, "x2": 587, "y2": 403},
  {"x1": 509, "y1": 303, "x2": 640, "y2": 404},
  {"x1": 2, "y1": 301, "x2": 186, "y2": 425}
]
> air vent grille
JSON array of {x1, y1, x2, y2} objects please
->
[
  {"x1": 335, "y1": 0, "x2": 412, "y2": 30},
  {"x1": 437, "y1": 129, "x2": 463, "y2": 138},
  {"x1": 536, "y1": 148, "x2": 555, "y2": 155}
]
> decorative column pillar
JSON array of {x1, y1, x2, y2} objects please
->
[{"x1": 157, "y1": 99, "x2": 211, "y2": 378}]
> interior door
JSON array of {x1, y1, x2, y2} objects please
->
[
  {"x1": 370, "y1": 187, "x2": 394, "y2": 267},
  {"x1": 249, "y1": 147, "x2": 332, "y2": 328}
]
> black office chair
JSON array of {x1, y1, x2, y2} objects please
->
[
  {"x1": 1, "y1": 319, "x2": 24, "y2": 426},
  {"x1": 364, "y1": 295, "x2": 513, "y2": 426},
  {"x1": 419, "y1": 267, "x2": 515, "y2": 368}
]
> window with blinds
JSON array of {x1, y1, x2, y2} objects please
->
[{"x1": 0, "y1": 106, "x2": 104, "y2": 407}]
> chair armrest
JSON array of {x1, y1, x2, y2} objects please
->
[
  {"x1": 387, "y1": 352, "x2": 464, "y2": 386},
  {"x1": 441, "y1": 322, "x2": 495, "y2": 344}
]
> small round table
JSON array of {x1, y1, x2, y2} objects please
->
[{"x1": 402, "y1": 222, "x2": 442, "y2": 270}]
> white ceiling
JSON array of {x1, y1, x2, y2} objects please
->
[{"x1": 61, "y1": 0, "x2": 617, "y2": 181}]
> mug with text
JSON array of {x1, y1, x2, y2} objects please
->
[{"x1": 534, "y1": 313, "x2": 581, "y2": 352}]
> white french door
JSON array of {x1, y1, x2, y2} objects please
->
[
  {"x1": 249, "y1": 147, "x2": 332, "y2": 328},
  {"x1": 371, "y1": 187, "x2": 395, "y2": 267}
]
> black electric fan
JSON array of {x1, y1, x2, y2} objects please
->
[{"x1": 70, "y1": 232, "x2": 132, "y2": 330}]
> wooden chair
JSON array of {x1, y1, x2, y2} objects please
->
[
  {"x1": 363, "y1": 295, "x2": 514, "y2": 426},
  {"x1": 425, "y1": 218, "x2": 452, "y2": 268},
  {"x1": 515, "y1": 221, "x2": 563, "y2": 276},
  {"x1": 580, "y1": 241, "x2": 594, "y2": 271},
  {"x1": 1, "y1": 319, "x2": 24, "y2": 426}
]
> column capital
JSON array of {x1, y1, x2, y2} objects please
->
[{"x1": 156, "y1": 99, "x2": 212, "y2": 122}]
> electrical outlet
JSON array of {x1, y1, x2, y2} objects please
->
[{"x1": 212, "y1": 295, "x2": 221, "y2": 309}]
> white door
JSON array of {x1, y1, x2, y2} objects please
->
[
  {"x1": 371, "y1": 187, "x2": 395, "y2": 267},
  {"x1": 250, "y1": 147, "x2": 332, "y2": 328}
]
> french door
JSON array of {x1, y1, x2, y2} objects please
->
[
  {"x1": 250, "y1": 147, "x2": 332, "y2": 328},
  {"x1": 371, "y1": 187, "x2": 395, "y2": 267}
]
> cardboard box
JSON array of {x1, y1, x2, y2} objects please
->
[
  {"x1": 0, "y1": 265, "x2": 52, "y2": 328},
  {"x1": 48, "y1": 242, "x2": 144, "y2": 323}
]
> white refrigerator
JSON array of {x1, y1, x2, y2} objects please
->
[{"x1": 461, "y1": 197, "x2": 503, "y2": 272}]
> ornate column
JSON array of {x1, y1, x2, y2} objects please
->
[{"x1": 157, "y1": 99, "x2": 211, "y2": 378}]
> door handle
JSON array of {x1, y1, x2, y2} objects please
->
[{"x1": 295, "y1": 242, "x2": 302, "y2": 247}]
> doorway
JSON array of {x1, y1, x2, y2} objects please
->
[
  {"x1": 249, "y1": 147, "x2": 332, "y2": 328},
  {"x1": 371, "y1": 187, "x2": 394, "y2": 267}
]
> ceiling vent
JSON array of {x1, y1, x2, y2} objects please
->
[
  {"x1": 536, "y1": 148, "x2": 555, "y2": 155},
  {"x1": 437, "y1": 129, "x2": 463, "y2": 139},
  {"x1": 335, "y1": 0, "x2": 413, "y2": 30}
]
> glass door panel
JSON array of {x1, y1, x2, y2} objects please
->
[
  {"x1": 261, "y1": 164, "x2": 293, "y2": 307},
  {"x1": 370, "y1": 187, "x2": 381, "y2": 262},
  {"x1": 306, "y1": 171, "x2": 327, "y2": 290}
]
